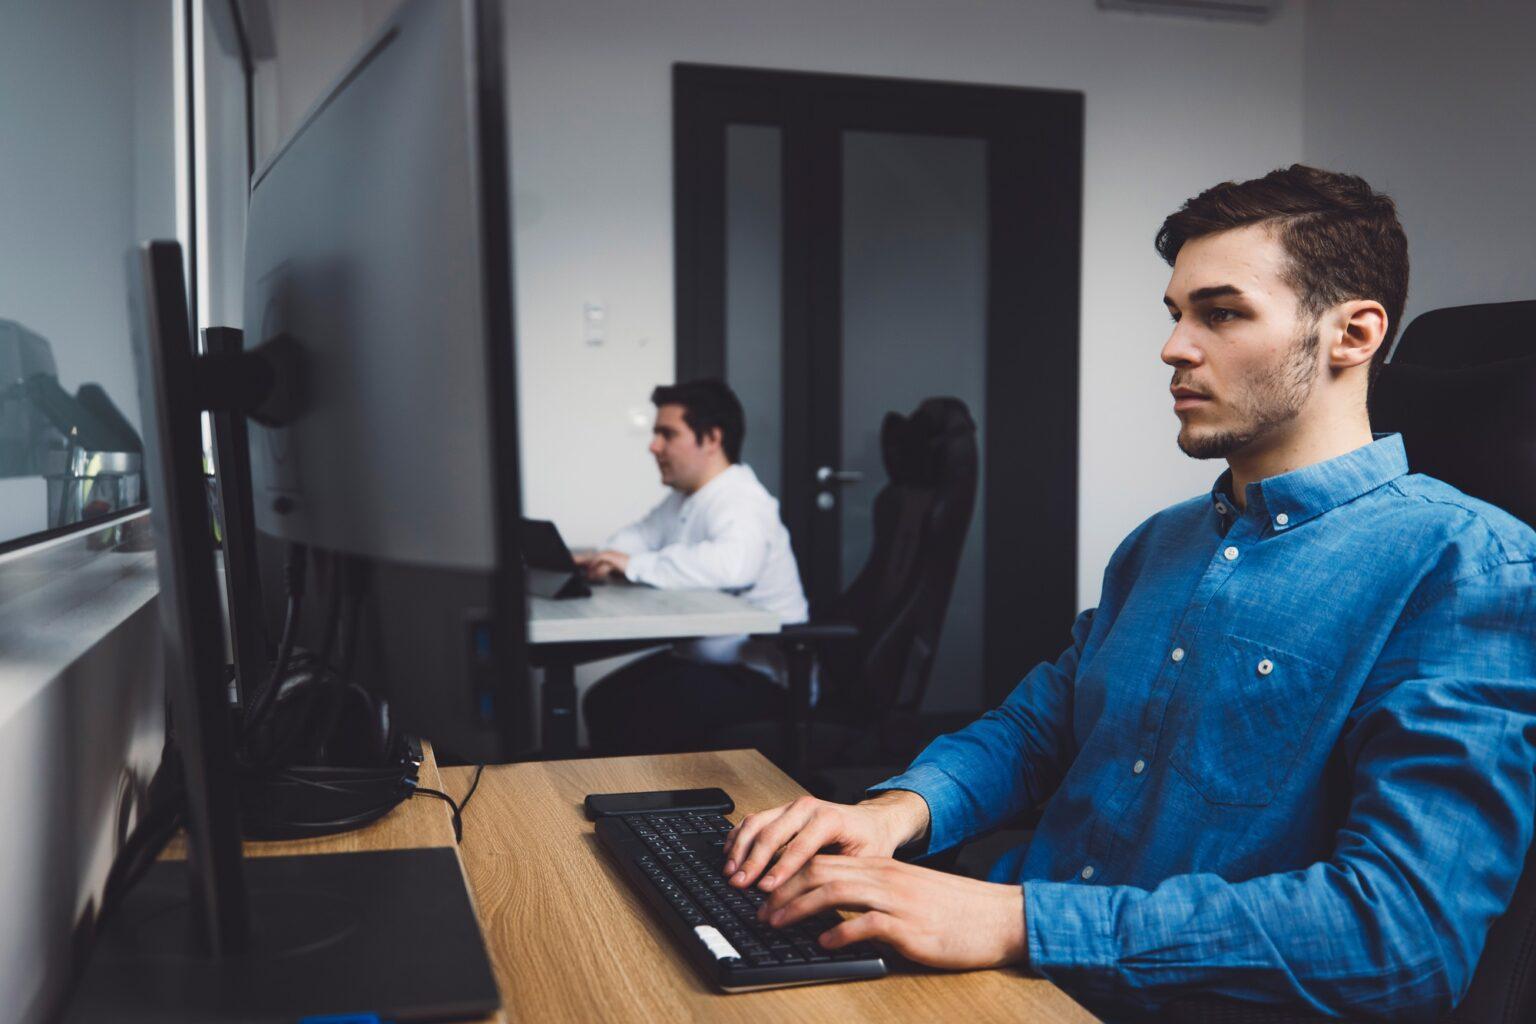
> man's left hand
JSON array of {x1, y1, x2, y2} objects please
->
[{"x1": 757, "y1": 854, "x2": 1026, "y2": 970}]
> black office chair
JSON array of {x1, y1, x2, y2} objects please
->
[
  {"x1": 726, "y1": 397, "x2": 979, "y2": 781},
  {"x1": 1167, "y1": 300, "x2": 1536, "y2": 1024}
]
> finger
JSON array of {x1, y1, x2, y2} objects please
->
[
  {"x1": 764, "y1": 858, "x2": 872, "y2": 915},
  {"x1": 760, "y1": 821, "x2": 840, "y2": 893},
  {"x1": 735, "y1": 798, "x2": 818, "y2": 887},
  {"x1": 723, "y1": 804, "x2": 786, "y2": 869},
  {"x1": 768, "y1": 879, "x2": 877, "y2": 929},
  {"x1": 819, "y1": 910, "x2": 897, "y2": 950},
  {"x1": 758, "y1": 854, "x2": 829, "y2": 916},
  {"x1": 722, "y1": 804, "x2": 789, "y2": 876}
]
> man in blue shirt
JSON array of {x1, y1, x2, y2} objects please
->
[{"x1": 720, "y1": 165, "x2": 1536, "y2": 1020}]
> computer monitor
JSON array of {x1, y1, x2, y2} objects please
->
[
  {"x1": 66, "y1": 1, "x2": 519, "y2": 1019},
  {"x1": 241, "y1": 0, "x2": 532, "y2": 761}
]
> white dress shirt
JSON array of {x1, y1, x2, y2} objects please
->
[{"x1": 605, "y1": 463, "x2": 808, "y2": 682}]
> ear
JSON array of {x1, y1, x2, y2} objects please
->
[
  {"x1": 701, "y1": 425, "x2": 724, "y2": 452},
  {"x1": 1327, "y1": 299, "x2": 1389, "y2": 371}
]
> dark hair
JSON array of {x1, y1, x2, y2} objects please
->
[
  {"x1": 1155, "y1": 164, "x2": 1409, "y2": 382},
  {"x1": 651, "y1": 378, "x2": 745, "y2": 462}
]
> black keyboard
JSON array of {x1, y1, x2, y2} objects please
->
[{"x1": 595, "y1": 810, "x2": 888, "y2": 991}]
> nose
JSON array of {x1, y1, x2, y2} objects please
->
[
  {"x1": 1161, "y1": 322, "x2": 1203, "y2": 369},
  {"x1": 649, "y1": 435, "x2": 664, "y2": 456}
]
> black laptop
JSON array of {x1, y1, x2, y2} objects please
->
[{"x1": 520, "y1": 518, "x2": 592, "y2": 600}]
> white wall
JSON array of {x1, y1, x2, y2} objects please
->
[
  {"x1": 1304, "y1": 0, "x2": 1536, "y2": 335},
  {"x1": 503, "y1": 0, "x2": 1309, "y2": 613}
]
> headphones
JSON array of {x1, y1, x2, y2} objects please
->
[{"x1": 237, "y1": 648, "x2": 419, "y2": 841}]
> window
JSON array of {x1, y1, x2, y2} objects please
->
[{"x1": 0, "y1": 0, "x2": 185, "y2": 551}]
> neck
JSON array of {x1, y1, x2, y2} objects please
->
[
  {"x1": 1226, "y1": 404, "x2": 1373, "y2": 509},
  {"x1": 678, "y1": 459, "x2": 731, "y2": 496}
]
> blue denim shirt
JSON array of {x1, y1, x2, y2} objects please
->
[{"x1": 874, "y1": 435, "x2": 1536, "y2": 1020}]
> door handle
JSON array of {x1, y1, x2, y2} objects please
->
[{"x1": 816, "y1": 466, "x2": 865, "y2": 485}]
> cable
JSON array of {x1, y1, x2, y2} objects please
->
[
  {"x1": 459, "y1": 764, "x2": 486, "y2": 818},
  {"x1": 412, "y1": 785, "x2": 464, "y2": 843},
  {"x1": 238, "y1": 765, "x2": 415, "y2": 840},
  {"x1": 315, "y1": 556, "x2": 366, "y2": 761},
  {"x1": 95, "y1": 745, "x2": 187, "y2": 934},
  {"x1": 242, "y1": 543, "x2": 307, "y2": 737}
]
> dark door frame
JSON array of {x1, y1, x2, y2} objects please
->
[{"x1": 674, "y1": 63, "x2": 1082, "y2": 707}]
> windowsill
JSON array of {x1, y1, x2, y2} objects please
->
[{"x1": 0, "y1": 510, "x2": 158, "y2": 726}]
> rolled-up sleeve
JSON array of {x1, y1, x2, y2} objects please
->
[
  {"x1": 1023, "y1": 561, "x2": 1536, "y2": 1020},
  {"x1": 870, "y1": 607, "x2": 1093, "y2": 855}
]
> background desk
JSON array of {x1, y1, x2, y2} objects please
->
[
  {"x1": 444, "y1": 749, "x2": 1098, "y2": 1023},
  {"x1": 528, "y1": 583, "x2": 780, "y2": 753}
]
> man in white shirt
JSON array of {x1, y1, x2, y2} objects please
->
[{"x1": 577, "y1": 379, "x2": 809, "y2": 754}]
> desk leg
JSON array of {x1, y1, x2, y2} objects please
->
[
  {"x1": 785, "y1": 641, "x2": 813, "y2": 776},
  {"x1": 542, "y1": 661, "x2": 577, "y2": 756}
]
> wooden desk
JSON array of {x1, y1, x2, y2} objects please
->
[
  {"x1": 528, "y1": 583, "x2": 781, "y2": 752},
  {"x1": 445, "y1": 749, "x2": 1098, "y2": 1023}
]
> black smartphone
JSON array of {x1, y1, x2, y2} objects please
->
[{"x1": 584, "y1": 787, "x2": 734, "y2": 820}]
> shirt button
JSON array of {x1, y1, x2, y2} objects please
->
[
  {"x1": 1215, "y1": 502, "x2": 1228, "y2": 515},
  {"x1": 1223, "y1": 545, "x2": 1239, "y2": 561},
  {"x1": 1170, "y1": 646, "x2": 1185, "y2": 662},
  {"x1": 1080, "y1": 865, "x2": 1095, "y2": 880},
  {"x1": 1132, "y1": 759, "x2": 1146, "y2": 775},
  {"x1": 1274, "y1": 512, "x2": 1289, "y2": 527},
  {"x1": 1257, "y1": 658, "x2": 1274, "y2": 676}
]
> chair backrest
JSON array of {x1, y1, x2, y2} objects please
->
[
  {"x1": 1370, "y1": 300, "x2": 1536, "y2": 1024},
  {"x1": 822, "y1": 396, "x2": 978, "y2": 719}
]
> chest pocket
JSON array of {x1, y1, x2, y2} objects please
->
[{"x1": 1169, "y1": 633, "x2": 1335, "y2": 807}]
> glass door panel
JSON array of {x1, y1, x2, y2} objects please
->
[
  {"x1": 839, "y1": 131, "x2": 988, "y2": 710},
  {"x1": 723, "y1": 124, "x2": 784, "y2": 498}
]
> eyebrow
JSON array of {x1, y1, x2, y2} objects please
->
[{"x1": 1163, "y1": 284, "x2": 1247, "y2": 307}]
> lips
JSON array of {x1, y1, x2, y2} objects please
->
[{"x1": 1170, "y1": 386, "x2": 1213, "y2": 411}]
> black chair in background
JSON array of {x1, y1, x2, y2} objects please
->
[
  {"x1": 1169, "y1": 299, "x2": 1536, "y2": 1023},
  {"x1": 728, "y1": 397, "x2": 979, "y2": 783}
]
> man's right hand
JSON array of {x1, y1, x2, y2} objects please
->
[
  {"x1": 721, "y1": 791, "x2": 930, "y2": 892},
  {"x1": 574, "y1": 550, "x2": 628, "y2": 581}
]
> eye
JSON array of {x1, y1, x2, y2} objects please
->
[
  {"x1": 1207, "y1": 308, "x2": 1238, "y2": 324},
  {"x1": 1167, "y1": 311, "x2": 1181, "y2": 324}
]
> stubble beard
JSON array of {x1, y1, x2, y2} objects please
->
[{"x1": 1176, "y1": 325, "x2": 1321, "y2": 461}]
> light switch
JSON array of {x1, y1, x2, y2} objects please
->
[{"x1": 583, "y1": 302, "x2": 606, "y2": 346}]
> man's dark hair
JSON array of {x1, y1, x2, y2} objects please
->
[
  {"x1": 651, "y1": 378, "x2": 745, "y2": 463},
  {"x1": 1155, "y1": 164, "x2": 1409, "y2": 382}
]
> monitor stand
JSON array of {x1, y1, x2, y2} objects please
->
[
  {"x1": 64, "y1": 242, "x2": 498, "y2": 1022},
  {"x1": 66, "y1": 848, "x2": 499, "y2": 1023}
]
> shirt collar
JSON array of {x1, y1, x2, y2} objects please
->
[
  {"x1": 1209, "y1": 433, "x2": 1409, "y2": 531},
  {"x1": 680, "y1": 462, "x2": 747, "y2": 507}
]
